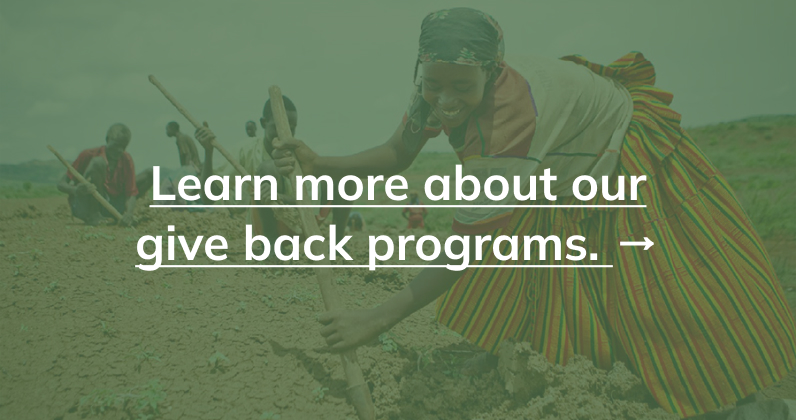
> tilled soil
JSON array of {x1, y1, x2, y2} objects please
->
[{"x1": 0, "y1": 197, "x2": 793, "y2": 420}]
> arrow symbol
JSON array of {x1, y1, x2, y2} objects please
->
[{"x1": 620, "y1": 237, "x2": 654, "y2": 250}]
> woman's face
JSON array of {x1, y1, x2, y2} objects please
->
[{"x1": 421, "y1": 62, "x2": 490, "y2": 128}]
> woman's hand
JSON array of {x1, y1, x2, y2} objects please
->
[
  {"x1": 194, "y1": 122, "x2": 215, "y2": 151},
  {"x1": 272, "y1": 138, "x2": 318, "y2": 176},
  {"x1": 318, "y1": 308, "x2": 388, "y2": 353}
]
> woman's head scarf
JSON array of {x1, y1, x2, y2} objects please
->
[
  {"x1": 404, "y1": 8, "x2": 505, "y2": 151},
  {"x1": 416, "y1": 8, "x2": 504, "y2": 69}
]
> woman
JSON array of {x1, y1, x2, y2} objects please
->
[{"x1": 272, "y1": 8, "x2": 796, "y2": 418}]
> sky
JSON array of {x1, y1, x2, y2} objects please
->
[{"x1": 1, "y1": 0, "x2": 794, "y2": 170}]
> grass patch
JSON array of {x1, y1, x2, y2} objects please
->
[
  {"x1": 690, "y1": 116, "x2": 796, "y2": 238},
  {"x1": 0, "y1": 180, "x2": 60, "y2": 199}
]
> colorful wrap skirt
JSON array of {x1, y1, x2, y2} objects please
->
[{"x1": 435, "y1": 52, "x2": 796, "y2": 417}]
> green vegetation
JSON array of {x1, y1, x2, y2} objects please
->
[
  {"x1": 283, "y1": 285, "x2": 319, "y2": 305},
  {"x1": 379, "y1": 332, "x2": 399, "y2": 353},
  {"x1": 0, "y1": 159, "x2": 65, "y2": 185},
  {"x1": 413, "y1": 346, "x2": 435, "y2": 371},
  {"x1": 441, "y1": 353, "x2": 465, "y2": 379},
  {"x1": 0, "y1": 180, "x2": 60, "y2": 199},
  {"x1": 208, "y1": 351, "x2": 230, "y2": 373},
  {"x1": 100, "y1": 321, "x2": 117, "y2": 337},
  {"x1": 261, "y1": 295, "x2": 275, "y2": 308},
  {"x1": 44, "y1": 281, "x2": 59, "y2": 293},
  {"x1": 77, "y1": 379, "x2": 166, "y2": 420},
  {"x1": 312, "y1": 386, "x2": 329, "y2": 402},
  {"x1": 133, "y1": 349, "x2": 162, "y2": 373},
  {"x1": 688, "y1": 115, "x2": 796, "y2": 239}
]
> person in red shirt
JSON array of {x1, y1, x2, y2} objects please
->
[
  {"x1": 57, "y1": 123, "x2": 139, "y2": 226},
  {"x1": 402, "y1": 190, "x2": 427, "y2": 229}
]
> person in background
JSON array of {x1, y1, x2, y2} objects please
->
[
  {"x1": 347, "y1": 211, "x2": 366, "y2": 232},
  {"x1": 202, "y1": 119, "x2": 269, "y2": 215},
  {"x1": 136, "y1": 120, "x2": 204, "y2": 200},
  {"x1": 402, "y1": 190, "x2": 427, "y2": 229},
  {"x1": 57, "y1": 123, "x2": 139, "y2": 226},
  {"x1": 166, "y1": 121, "x2": 202, "y2": 172},
  {"x1": 196, "y1": 96, "x2": 353, "y2": 243},
  {"x1": 245, "y1": 120, "x2": 257, "y2": 139}
]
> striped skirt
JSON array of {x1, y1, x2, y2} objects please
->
[{"x1": 435, "y1": 52, "x2": 796, "y2": 418}]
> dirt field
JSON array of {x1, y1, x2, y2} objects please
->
[
  {"x1": 1, "y1": 116, "x2": 795, "y2": 420},
  {"x1": 0, "y1": 193, "x2": 794, "y2": 420}
]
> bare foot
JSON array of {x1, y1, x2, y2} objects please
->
[{"x1": 460, "y1": 352, "x2": 498, "y2": 376}]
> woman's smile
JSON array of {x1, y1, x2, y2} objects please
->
[
  {"x1": 435, "y1": 106, "x2": 466, "y2": 125},
  {"x1": 421, "y1": 62, "x2": 490, "y2": 128},
  {"x1": 438, "y1": 107, "x2": 462, "y2": 118}
]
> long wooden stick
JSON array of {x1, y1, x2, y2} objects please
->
[
  {"x1": 47, "y1": 145, "x2": 124, "y2": 221},
  {"x1": 148, "y1": 75, "x2": 249, "y2": 177},
  {"x1": 269, "y1": 86, "x2": 375, "y2": 420}
]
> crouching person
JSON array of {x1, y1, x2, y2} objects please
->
[{"x1": 57, "y1": 123, "x2": 138, "y2": 226}]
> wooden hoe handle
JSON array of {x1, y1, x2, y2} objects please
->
[
  {"x1": 48, "y1": 145, "x2": 124, "y2": 221},
  {"x1": 148, "y1": 75, "x2": 249, "y2": 177},
  {"x1": 269, "y1": 85, "x2": 375, "y2": 420}
]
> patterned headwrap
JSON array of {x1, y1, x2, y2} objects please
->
[
  {"x1": 404, "y1": 8, "x2": 505, "y2": 151},
  {"x1": 417, "y1": 8, "x2": 504, "y2": 68}
]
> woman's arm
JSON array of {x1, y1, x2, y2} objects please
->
[
  {"x1": 319, "y1": 266, "x2": 461, "y2": 353},
  {"x1": 318, "y1": 235, "x2": 469, "y2": 353},
  {"x1": 273, "y1": 122, "x2": 425, "y2": 178}
]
